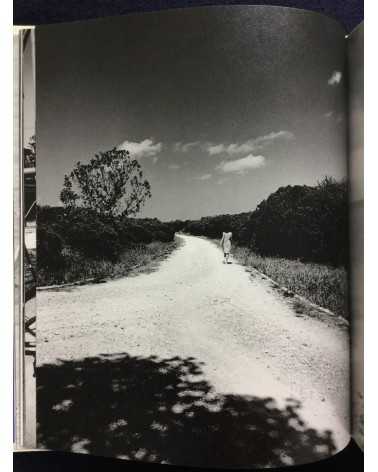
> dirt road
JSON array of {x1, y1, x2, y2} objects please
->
[{"x1": 37, "y1": 234, "x2": 350, "y2": 467}]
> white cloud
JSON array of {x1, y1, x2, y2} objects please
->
[
  {"x1": 206, "y1": 131, "x2": 294, "y2": 156},
  {"x1": 174, "y1": 141, "x2": 201, "y2": 152},
  {"x1": 117, "y1": 138, "x2": 162, "y2": 159},
  {"x1": 207, "y1": 144, "x2": 226, "y2": 156},
  {"x1": 168, "y1": 164, "x2": 181, "y2": 170},
  {"x1": 251, "y1": 131, "x2": 294, "y2": 149},
  {"x1": 171, "y1": 131, "x2": 293, "y2": 158},
  {"x1": 328, "y1": 71, "x2": 342, "y2": 86},
  {"x1": 217, "y1": 154, "x2": 265, "y2": 174},
  {"x1": 196, "y1": 173, "x2": 212, "y2": 181}
]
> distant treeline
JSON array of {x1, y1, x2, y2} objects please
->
[
  {"x1": 38, "y1": 177, "x2": 348, "y2": 282},
  {"x1": 178, "y1": 178, "x2": 348, "y2": 267}
]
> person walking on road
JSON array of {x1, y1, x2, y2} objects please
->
[{"x1": 220, "y1": 231, "x2": 232, "y2": 264}]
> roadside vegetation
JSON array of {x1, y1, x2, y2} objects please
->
[
  {"x1": 179, "y1": 177, "x2": 349, "y2": 318},
  {"x1": 38, "y1": 147, "x2": 178, "y2": 286},
  {"x1": 232, "y1": 246, "x2": 347, "y2": 318},
  {"x1": 38, "y1": 144, "x2": 348, "y2": 319},
  {"x1": 37, "y1": 206, "x2": 179, "y2": 286},
  {"x1": 38, "y1": 236, "x2": 178, "y2": 287}
]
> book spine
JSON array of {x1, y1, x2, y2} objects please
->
[
  {"x1": 13, "y1": 26, "x2": 36, "y2": 450},
  {"x1": 13, "y1": 27, "x2": 24, "y2": 449}
]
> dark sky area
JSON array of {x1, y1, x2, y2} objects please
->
[{"x1": 36, "y1": 6, "x2": 347, "y2": 220}]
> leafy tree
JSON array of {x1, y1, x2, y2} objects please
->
[
  {"x1": 60, "y1": 148, "x2": 152, "y2": 217},
  {"x1": 59, "y1": 175, "x2": 79, "y2": 210}
]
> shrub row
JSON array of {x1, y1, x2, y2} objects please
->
[
  {"x1": 180, "y1": 178, "x2": 348, "y2": 267},
  {"x1": 37, "y1": 206, "x2": 175, "y2": 276}
]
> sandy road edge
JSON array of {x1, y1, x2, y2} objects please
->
[{"x1": 202, "y1": 236, "x2": 349, "y2": 330}]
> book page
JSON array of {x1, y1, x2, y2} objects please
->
[
  {"x1": 13, "y1": 26, "x2": 37, "y2": 451},
  {"x1": 33, "y1": 6, "x2": 350, "y2": 467},
  {"x1": 348, "y1": 23, "x2": 364, "y2": 450}
]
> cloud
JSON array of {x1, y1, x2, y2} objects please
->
[
  {"x1": 206, "y1": 131, "x2": 294, "y2": 156},
  {"x1": 173, "y1": 141, "x2": 201, "y2": 152},
  {"x1": 324, "y1": 110, "x2": 344, "y2": 123},
  {"x1": 171, "y1": 131, "x2": 293, "y2": 159},
  {"x1": 196, "y1": 173, "x2": 212, "y2": 181},
  {"x1": 251, "y1": 131, "x2": 294, "y2": 149},
  {"x1": 117, "y1": 138, "x2": 162, "y2": 159},
  {"x1": 217, "y1": 154, "x2": 265, "y2": 174},
  {"x1": 207, "y1": 144, "x2": 226, "y2": 156},
  {"x1": 168, "y1": 164, "x2": 181, "y2": 170},
  {"x1": 328, "y1": 71, "x2": 342, "y2": 86}
]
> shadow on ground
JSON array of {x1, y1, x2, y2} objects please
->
[{"x1": 37, "y1": 353, "x2": 336, "y2": 468}]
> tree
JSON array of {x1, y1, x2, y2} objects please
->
[{"x1": 60, "y1": 148, "x2": 152, "y2": 217}]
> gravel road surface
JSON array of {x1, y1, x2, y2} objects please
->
[{"x1": 37, "y1": 234, "x2": 350, "y2": 467}]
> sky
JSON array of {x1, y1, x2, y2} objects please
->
[{"x1": 36, "y1": 6, "x2": 347, "y2": 221}]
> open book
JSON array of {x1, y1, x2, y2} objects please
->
[{"x1": 14, "y1": 5, "x2": 363, "y2": 469}]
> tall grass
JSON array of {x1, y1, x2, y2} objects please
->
[
  {"x1": 233, "y1": 246, "x2": 348, "y2": 319},
  {"x1": 38, "y1": 240, "x2": 178, "y2": 287}
]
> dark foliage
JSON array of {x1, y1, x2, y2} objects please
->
[
  {"x1": 182, "y1": 178, "x2": 348, "y2": 267},
  {"x1": 37, "y1": 206, "x2": 175, "y2": 281},
  {"x1": 37, "y1": 224, "x2": 65, "y2": 273},
  {"x1": 63, "y1": 209, "x2": 122, "y2": 261},
  {"x1": 37, "y1": 353, "x2": 336, "y2": 467},
  {"x1": 180, "y1": 212, "x2": 251, "y2": 244},
  {"x1": 246, "y1": 178, "x2": 348, "y2": 266},
  {"x1": 60, "y1": 148, "x2": 151, "y2": 217},
  {"x1": 38, "y1": 177, "x2": 348, "y2": 283}
]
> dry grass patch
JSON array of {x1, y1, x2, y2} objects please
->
[
  {"x1": 38, "y1": 239, "x2": 180, "y2": 287},
  {"x1": 233, "y1": 246, "x2": 348, "y2": 319}
]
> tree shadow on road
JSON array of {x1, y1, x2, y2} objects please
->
[{"x1": 37, "y1": 353, "x2": 336, "y2": 468}]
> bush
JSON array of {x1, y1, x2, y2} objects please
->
[
  {"x1": 37, "y1": 224, "x2": 66, "y2": 280},
  {"x1": 182, "y1": 178, "x2": 348, "y2": 267},
  {"x1": 64, "y1": 209, "x2": 122, "y2": 261},
  {"x1": 246, "y1": 178, "x2": 348, "y2": 266},
  {"x1": 126, "y1": 224, "x2": 153, "y2": 244},
  {"x1": 37, "y1": 205, "x2": 177, "y2": 284}
]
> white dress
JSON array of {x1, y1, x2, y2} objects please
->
[{"x1": 221, "y1": 232, "x2": 232, "y2": 253}]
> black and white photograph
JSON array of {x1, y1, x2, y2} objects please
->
[{"x1": 33, "y1": 6, "x2": 352, "y2": 468}]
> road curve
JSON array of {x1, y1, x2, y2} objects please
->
[{"x1": 37, "y1": 234, "x2": 350, "y2": 467}]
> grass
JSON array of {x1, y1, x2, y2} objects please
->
[
  {"x1": 232, "y1": 246, "x2": 348, "y2": 319},
  {"x1": 38, "y1": 239, "x2": 180, "y2": 287}
]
